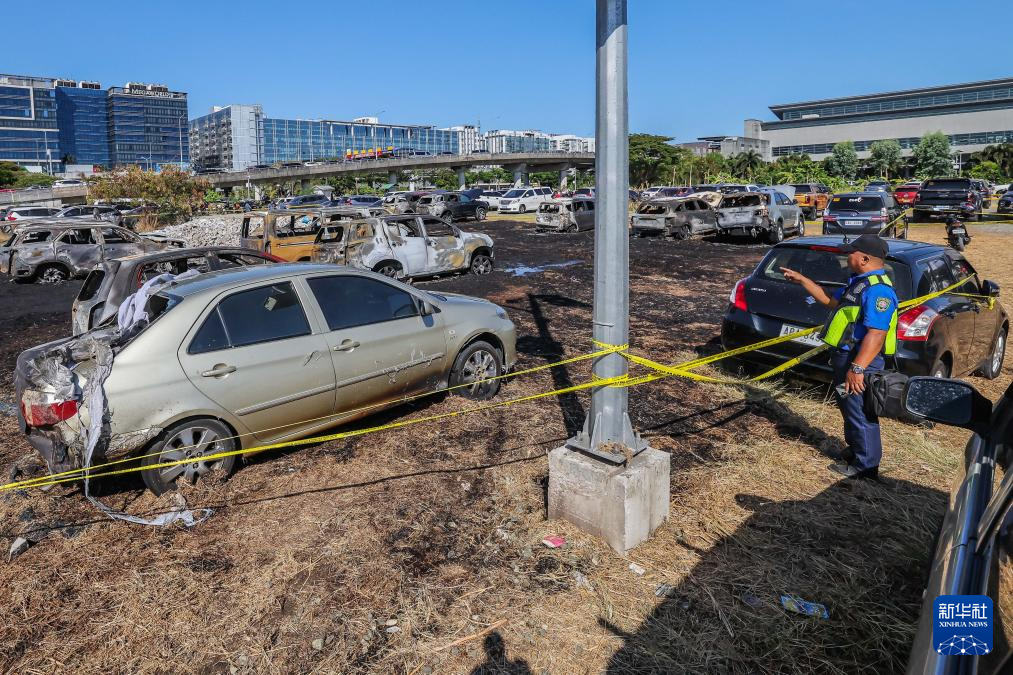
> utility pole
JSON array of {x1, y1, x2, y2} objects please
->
[{"x1": 547, "y1": 0, "x2": 669, "y2": 554}]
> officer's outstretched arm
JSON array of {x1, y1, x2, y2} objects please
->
[{"x1": 779, "y1": 268, "x2": 838, "y2": 308}]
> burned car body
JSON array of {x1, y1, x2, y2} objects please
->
[
  {"x1": 240, "y1": 206, "x2": 385, "y2": 262},
  {"x1": 16, "y1": 264, "x2": 517, "y2": 496},
  {"x1": 311, "y1": 214, "x2": 495, "y2": 279},
  {"x1": 535, "y1": 197, "x2": 595, "y2": 232},
  {"x1": 415, "y1": 192, "x2": 489, "y2": 223},
  {"x1": 0, "y1": 222, "x2": 167, "y2": 283},
  {"x1": 71, "y1": 246, "x2": 279, "y2": 335},
  {"x1": 715, "y1": 186, "x2": 804, "y2": 244},
  {"x1": 630, "y1": 196, "x2": 717, "y2": 239}
]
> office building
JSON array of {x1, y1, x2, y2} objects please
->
[
  {"x1": 55, "y1": 80, "x2": 110, "y2": 167},
  {"x1": 483, "y1": 129, "x2": 553, "y2": 153},
  {"x1": 0, "y1": 74, "x2": 60, "y2": 172},
  {"x1": 189, "y1": 104, "x2": 263, "y2": 171},
  {"x1": 550, "y1": 134, "x2": 595, "y2": 153},
  {"x1": 107, "y1": 82, "x2": 189, "y2": 168},
  {"x1": 747, "y1": 77, "x2": 1013, "y2": 161},
  {"x1": 442, "y1": 124, "x2": 484, "y2": 154}
]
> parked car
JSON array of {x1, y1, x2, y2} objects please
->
[
  {"x1": 0, "y1": 223, "x2": 167, "y2": 283},
  {"x1": 652, "y1": 186, "x2": 696, "y2": 200},
  {"x1": 630, "y1": 196, "x2": 717, "y2": 239},
  {"x1": 240, "y1": 206, "x2": 386, "y2": 262},
  {"x1": 285, "y1": 194, "x2": 329, "y2": 209},
  {"x1": 393, "y1": 191, "x2": 441, "y2": 214},
  {"x1": 864, "y1": 181, "x2": 891, "y2": 193},
  {"x1": 904, "y1": 376, "x2": 1013, "y2": 675},
  {"x1": 476, "y1": 190, "x2": 507, "y2": 210},
  {"x1": 335, "y1": 195, "x2": 383, "y2": 208},
  {"x1": 913, "y1": 177, "x2": 983, "y2": 222},
  {"x1": 715, "y1": 187, "x2": 804, "y2": 244},
  {"x1": 790, "y1": 183, "x2": 833, "y2": 219},
  {"x1": 3, "y1": 206, "x2": 61, "y2": 222},
  {"x1": 55, "y1": 204, "x2": 122, "y2": 220},
  {"x1": 498, "y1": 187, "x2": 553, "y2": 214},
  {"x1": 52, "y1": 179, "x2": 85, "y2": 188},
  {"x1": 415, "y1": 192, "x2": 488, "y2": 222},
  {"x1": 639, "y1": 186, "x2": 668, "y2": 200},
  {"x1": 15, "y1": 263, "x2": 517, "y2": 495},
  {"x1": 536, "y1": 197, "x2": 595, "y2": 233},
  {"x1": 998, "y1": 189, "x2": 1013, "y2": 215},
  {"x1": 71, "y1": 247, "x2": 280, "y2": 335},
  {"x1": 720, "y1": 236, "x2": 1008, "y2": 381},
  {"x1": 311, "y1": 214, "x2": 494, "y2": 279},
  {"x1": 573, "y1": 187, "x2": 596, "y2": 199},
  {"x1": 893, "y1": 181, "x2": 922, "y2": 207},
  {"x1": 822, "y1": 192, "x2": 905, "y2": 237}
]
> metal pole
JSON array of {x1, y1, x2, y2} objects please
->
[{"x1": 570, "y1": 0, "x2": 643, "y2": 462}]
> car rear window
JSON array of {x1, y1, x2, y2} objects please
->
[
  {"x1": 922, "y1": 179, "x2": 971, "y2": 190},
  {"x1": 790, "y1": 185, "x2": 813, "y2": 192},
  {"x1": 758, "y1": 247, "x2": 911, "y2": 299},
  {"x1": 828, "y1": 195, "x2": 884, "y2": 213},
  {"x1": 720, "y1": 193, "x2": 764, "y2": 208}
]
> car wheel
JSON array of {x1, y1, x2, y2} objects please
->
[
  {"x1": 450, "y1": 341, "x2": 503, "y2": 400},
  {"x1": 952, "y1": 235, "x2": 965, "y2": 252},
  {"x1": 443, "y1": 211, "x2": 454, "y2": 223},
  {"x1": 470, "y1": 253, "x2": 493, "y2": 275},
  {"x1": 673, "y1": 226, "x2": 689, "y2": 241},
  {"x1": 375, "y1": 262, "x2": 401, "y2": 278},
  {"x1": 796, "y1": 215, "x2": 805, "y2": 236},
  {"x1": 141, "y1": 418, "x2": 238, "y2": 496},
  {"x1": 930, "y1": 359, "x2": 951, "y2": 379},
  {"x1": 982, "y1": 327, "x2": 1007, "y2": 379},
  {"x1": 766, "y1": 220, "x2": 784, "y2": 245},
  {"x1": 36, "y1": 264, "x2": 69, "y2": 284},
  {"x1": 475, "y1": 207, "x2": 487, "y2": 221},
  {"x1": 518, "y1": 204, "x2": 527, "y2": 214}
]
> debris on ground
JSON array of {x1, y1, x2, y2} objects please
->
[
  {"x1": 8, "y1": 536, "x2": 29, "y2": 562},
  {"x1": 573, "y1": 571, "x2": 593, "y2": 590},
  {"x1": 629, "y1": 562, "x2": 646, "y2": 576},
  {"x1": 541, "y1": 535, "x2": 566, "y2": 549},
  {"x1": 146, "y1": 214, "x2": 245, "y2": 248},
  {"x1": 780, "y1": 594, "x2": 830, "y2": 619},
  {"x1": 655, "y1": 583, "x2": 677, "y2": 598},
  {"x1": 740, "y1": 592, "x2": 764, "y2": 608}
]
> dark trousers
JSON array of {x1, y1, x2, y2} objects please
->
[{"x1": 830, "y1": 349, "x2": 885, "y2": 471}]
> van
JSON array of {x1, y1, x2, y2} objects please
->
[{"x1": 498, "y1": 186, "x2": 552, "y2": 214}]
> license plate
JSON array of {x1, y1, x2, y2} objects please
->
[
  {"x1": 779, "y1": 323, "x2": 823, "y2": 347},
  {"x1": 844, "y1": 220, "x2": 863, "y2": 227},
  {"x1": 951, "y1": 227, "x2": 965, "y2": 234}
]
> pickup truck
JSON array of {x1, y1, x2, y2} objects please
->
[
  {"x1": 789, "y1": 183, "x2": 832, "y2": 219},
  {"x1": 310, "y1": 213, "x2": 494, "y2": 279},
  {"x1": 912, "y1": 177, "x2": 982, "y2": 221}
]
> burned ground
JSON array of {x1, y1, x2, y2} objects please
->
[{"x1": 0, "y1": 219, "x2": 1007, "y2": 673}]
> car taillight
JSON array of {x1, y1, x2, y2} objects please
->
[
  {"x1": 870, "y1": 216, "x2": 887, "y2": 223},
  {"x1": 823, "y1": 214, "x2": 838, "y2": 222},
  {"x1": 20, "y1": 396, "x2": 78, "y2": 426},
  {"x1": 730, "y1": 278, "x2": 748, "y2": 312},
  {"x1": 897, "y1": 305, "x2": 937, "y2": 341}
]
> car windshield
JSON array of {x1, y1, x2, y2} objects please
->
[
  {"x1": 790, "y1": 185, "x2": 812, "y2": 192},
  {"x1": 828, "y1": 195, "x2": 884, "y2": 213},
  {"x1": 759, "y1": 247, "x2": 912, "y2": 299},
  {"x1": 922, "y1": 179, "x2": 970, "y2": 190},
  {"x1": 419, "y1": 197, "x2": 434, "y2": 204},
  {"x1": 503, "y1": 189, "x2": 525, "y2": 198}
]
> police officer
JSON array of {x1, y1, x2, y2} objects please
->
[{"x1": 781, "y1": 234, "x2": 899, "y2": 479}]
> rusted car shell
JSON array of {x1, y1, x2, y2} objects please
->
[
  {"x1": 535, "y1": 197, "x2": 595, "y2": 232},
  {"x1": 630, "y1": 196, "x2": 718, "y2": 238}
]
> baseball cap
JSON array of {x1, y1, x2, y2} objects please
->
[{"x1": 839, "y1": 234, "x2": 888, "y2": 260}]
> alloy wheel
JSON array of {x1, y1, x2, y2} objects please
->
[
  {"x1": 461, "y1": 349, "x2": 497, "y2": 396},
  {"x1": 156, "y1": 425, "x2": 227, "y2": 485}
]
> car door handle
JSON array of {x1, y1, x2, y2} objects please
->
[
  {"x1": 200, "y1": 364, "x2": 236, "y2": 377},
  {"x1": 333, "y1": 339, "x2": 360, "y2": 352}
]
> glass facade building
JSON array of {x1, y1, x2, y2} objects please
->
[
  {"x1": 108, "y1": 84, "x2": 189, "y2": 169},
  {"x1": 0, "y1": 74, "x2": 60, "y2": 171},
  {"x1": 55, "y1": 84, "x2": 110, "y2": 167},
  {"x1": 260, "y1": 118, "x2": 458, "y2": 164},
  {"x1": 484, "y1": 130, "x2": 554, "y2": 153}
]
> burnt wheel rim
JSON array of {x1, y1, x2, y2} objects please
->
[
  {"x1": 993, "y1": 332, "x2": 1006, "y2": 373},
  {"x1": 157, "y1": 425, "x2": 227, "y2": 485},
  {"x1": 472, "y1": 256, "x2": 492, "y2": 275},
  {"x1": 40, "y1": 267, "x2": 66, "y2": 283},
  {"x1": 378, "y1": 265, "x2": 398, "y2": 277},
  {"x1": 461, "y1": 349, "x2": 497, "y2": 395}
]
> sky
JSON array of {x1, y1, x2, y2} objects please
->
[{"x1": 5, "y1": 0, "x2": 1012, "y2": 141}]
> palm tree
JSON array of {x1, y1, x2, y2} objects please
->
[
  {"x1": 731, "y1": 149, "x2": 764, "y2": 181},
  {"x1": 978, "y1": 143, "x2": 1013, "y2": 177}
]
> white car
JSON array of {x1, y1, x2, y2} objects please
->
[
  {"x1": 498, "y1": 187, "x2": 553, "y2": 214},
  {"x1": 476, "y1": 190, "x2": 506, "y2": 210},
  {"x1": 639, "y1": 186, "x2": 668, "y2": 200},
  {"x1": 53, "y1": 179, "x2": 85, "y2": 188},
  {"x1": 2, "y1": 206, "x2": 61, "y2": 222}
]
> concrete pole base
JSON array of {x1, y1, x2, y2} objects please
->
[{"x1": 547, "y1": 445, "x2": 669, "y2": 554}]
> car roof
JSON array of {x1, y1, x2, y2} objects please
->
[
  {"x1": 16, "y1": 221, "x2": 123, "y2": 231},
  {"x1": 110, "y1": 246, "x2": 264, "y2": 265},
  {"x1": 774, "y1": 235, "x2": 945, "y2": 260},
  {"x1": 161, "y1": 262, "x2": 353, "y2": 300},
  {"x1": 835, "y1": 191, "x2": 888, "y2": 198}
]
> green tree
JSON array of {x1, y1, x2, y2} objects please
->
[
  {"x1": 728, "y1": 149, "x2": 764, "y2": 181},
  {"x1": 823, "y1": 141, "x2": 859, "y2": 180},
  {"x1": 432, "y1": 169, "x2": 460, "y2": 191},
  {"x1": 912, "y1": 132, "x2": 953, "y2": 178},
  {"x1": 868, "y1": 140, "x2": 903, "y2": 180},
  {"x1": 88, "y1": 166, "x2": 211, "y2": 222},
  {"x1": 973, "y1": 142, "x2": 1013, "y2": 177},
  {"x1": 529, "y1": 170, "x2": 559, "y2": 188},
  {"x1": 14, "y1": 172, "x2": 56, "y2": 189},
  {"x1": 628, "y1": 134, "x2": 690, "y2": 187},
  {"x1": 968, "y1": 160, "x2": 1004, "y2": 183},
  {"x1": 0, "y1": 161, "x2": 27, "y2": 188}
]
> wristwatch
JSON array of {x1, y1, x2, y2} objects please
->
[{"x1": 850, "y1": 364, "x2": 866, "y2": 375}]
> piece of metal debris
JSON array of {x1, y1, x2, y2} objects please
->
[
  {"x1": 655, "y1": 583, "x2": 677, "y2": 598},
  {"x1": 780, "y1": 594, "x2": 829, "y2": 619},
  {"x1": 8, "y1": 537, "x2": 29, "y2": 563}
]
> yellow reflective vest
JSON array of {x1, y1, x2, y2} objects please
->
[{"x1": 819, "y1": 274, "x2": 898, "y2": 355}]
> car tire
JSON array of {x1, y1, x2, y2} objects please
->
[
  {"x1": 673, "y1": 226, "x2": 689, "y2": 240},
  {"x1": 930, "y1": 359, "x2": 951, "y2": 379},
  {"x1": 35, "y1": 264, "x2": 69, "y2": 284},
  {"x1": 374, "y1": 262, "x2": 401, "y2": 278},
  {"x1": 981, "y1": 327, "x2": 1007, "y2": 380},
  {"x1": 766, "y1": 220, "x2": 784, "y2": 245},
  {"x1": 797, "y1": 215, "x2": 805, "y2": 236},
  {"x1": 443, "y1": 211, "x2": 453, "y2": 223},
  {"x1": 518, "y1": 204, "x2": 527, "y2": 214},
  {"x1": 449, "y1": 341, "x2": 503, "y2": 400},
  {"x1": 141, "y1": 418, "x2": 238, "y2": 496},
  {"x1": 475, "y1": 207, "x2": 487, "y2": 221},
  {"x1": 952, "y1": 236, "x2": 965, "y2": 251},
  {"x1": 470, "y1": 253, "x2": 493, "y2": 275}
]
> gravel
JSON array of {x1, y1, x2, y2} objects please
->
[{"x1": 148, "y1": 214, "x2": 246, "y2": 248}]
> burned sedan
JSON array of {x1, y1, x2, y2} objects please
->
[
  {"x1": 535, "y1": 197, "x2": 595, "y2": 232},
  {"x1": 715, "y1": 187, "x2": 805, "y2": 244},
  {"x1": 71, "y1": 246, "x2": 280, "y2": 335},
  {"x1": 0, "y1": 222, "x2": 167, "y2": 283},
  {"x1": 16, "y1": 263, "x2": 517, "y2": 496},
  {"x1": 630, "y1": 196, "x2": 717, "y2": 239},
  {"x1": 311, "y1": 214, "x2": 495, "y2": 279}
]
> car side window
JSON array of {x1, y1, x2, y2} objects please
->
[
  {"x1": 20, "y1": 230, "x2": 52, "y2": 244},
  {"x1": 917, "y1": 256, "x2": 956, "y2": 295},
  {"x1": 947, "y1": 254, "x2": 981, "y2": 294},
  {"x1": 422, "y1": 219, "x2": 456, "y2": 238},
  {"x1": 100, "y1": 227, "x2": 139, "y2": 244},
  {"x1": 58, "y1": 228, "x2": 97, "y2": 245},
  {"x1": 307, "y1": 275, "x2": 419, "y2": 331},
  {"x1": 683, "y1": 200, "x2": 697, "y2": 211},
  {"x1": 188, "y1": 282, "x2": 310, "y2": 354}
]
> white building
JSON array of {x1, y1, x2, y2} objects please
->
[
  {"x1": 550, "y1": 134, "x2": 595, "y2": 153},
  {"x1": 441, "y1": 125, "x2": 484, "y2": 154},
  {"x1": 189, "y1": 104, "x2": 263, "y2": 171}
]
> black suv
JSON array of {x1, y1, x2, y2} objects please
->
[
  {"x1": 822, "y1": 192, "x2": 905, "y2": 237},
  {"x1": 721, "y1": 236, "x2": 1008, "y2": 381}
]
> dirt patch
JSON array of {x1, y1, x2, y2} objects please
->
[{"x1": 0, "y1": 220, "x2": 1007, "y2": 673}]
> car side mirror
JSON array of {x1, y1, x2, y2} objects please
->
[
  {"x1": 903, "y1": 376, "x2": 991, "y2": 431},
  {"x1": 418, "y1": 299, "x2": 440, "y2": 316},
  {"x1": 983, "y1": 280, "x2": 1000, "y2": 298}
]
